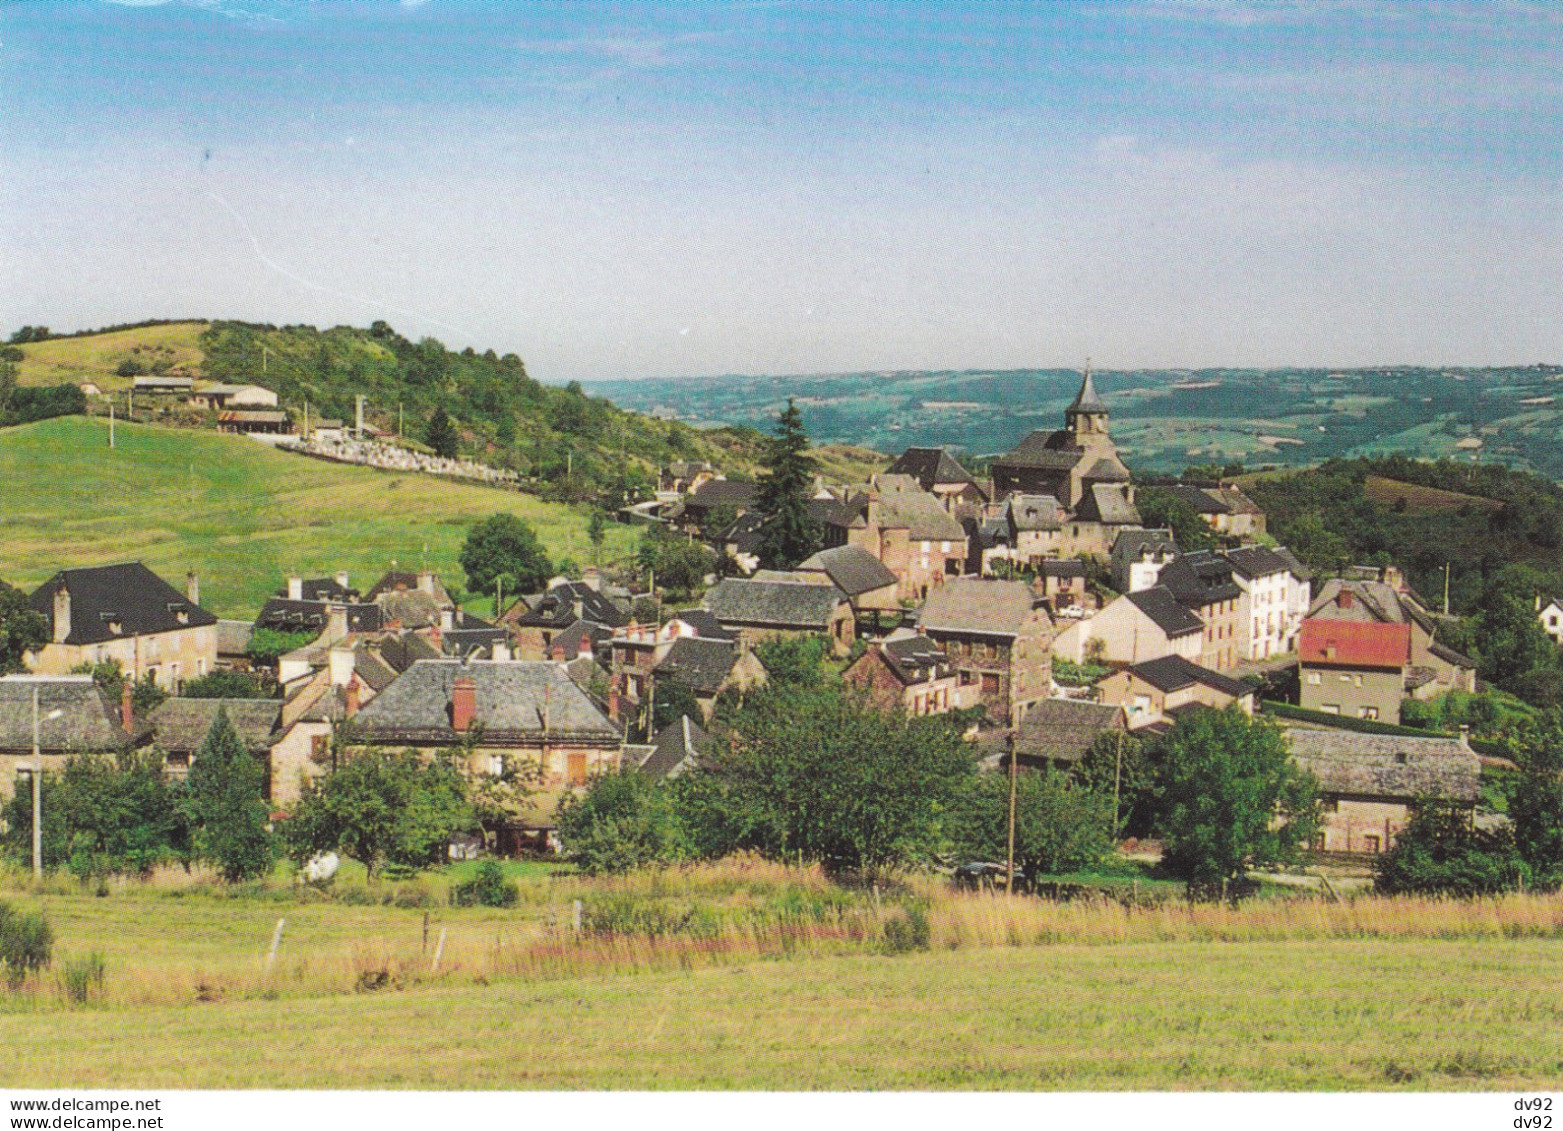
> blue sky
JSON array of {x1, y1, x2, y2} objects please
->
[{"x1": 2, "y1": 1, "x2": 1559, "y2": 380}]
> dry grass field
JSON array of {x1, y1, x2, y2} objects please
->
[
  {"x1": 1, "y1": 860, "x2": 1561, "y2": 1090},
  {"x1": 1363, "y1": 475, "x2": 1505, "y2": 514},
  {"x1": 0, "y1": 416, "x2": 636, "y2": 616},
  {"x1": 12, "y1": 322, "x2": 209, "y2": 391}
]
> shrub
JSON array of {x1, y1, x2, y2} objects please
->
[
  {"x1": 0, "y1": 902, "x2": 53, "y2": 987},
  {"x1": 59, "y1": 953, "x2": 105, "y2": 1005},
  {"x1": 449, "y1": 861, "x2": 519, "y2": 908},
  {"x1": 881, "y1": 902, "x2": 930, "y2": 954},
  {"x1": 555, "y1": 767, "x2": 689, "y2": 875},
  {"x1": 1375, "y1": 800, "x2": 1528, "y2": 897}
]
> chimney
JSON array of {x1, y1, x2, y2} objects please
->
[
  {"x1": 287, "y1": 575, "x2": 303, "y2": 600},
  {"x1": 345, "y1": 676, "x2": 361, "y2": 718},
  {"x1": 417, "y1": 571, "x2": 435, "y2": 596},
  {"x1": 328, "y1": 645, "x2": 355, "y2": 687},
  {"x1": 608, "y1": 687, "x2": 620, "y2": 722},
  {"x1": 53, "y1": 584, "x2": 71, "y2": 644},
  {"x1": 430, "y1": 622, "x2": 444, "y2": 651},
  {"x1": 335, "y1": 570, "x2": 350, "y2": 591},
  {"x1": 440, "y1": 607, "x2": 455, "y2": 632},
  {"x1": 1337, "y1": 590, "x2": 1353, "y2": 609},
  {"x1": 551, "y1": 641, "x2": 566, "y2": 661},
  {"x1": 186, "y1": 571, "x2": 200, "y2": 607},
  {"x1": 491, "y1": 640, "x2": 511, "y2": 662},
  {"x1": 326, "y1": 603, "x2": 349, "y2": 643},
  {"x1": 121, "y1": 680, "x2": 134, "y2": 732},
  {"x1": 451, "y1": 675, "x2": 477, "y2": 732},
  {"x1": 580, "y1": 630, "x2": 593, "y2": 657}
]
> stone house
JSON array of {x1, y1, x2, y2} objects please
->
[
  {"x1": 1095, "y1": 655, "x2": 1254, "y2": 731},
  {"x1": 1006, "y1": 698, "x2": 1128, "y2": 770},
  {"x1": 1054, "y1": 586, "x2": 1204, "y2": 667},
  {"x1": 147, "y1": 698, "x2": 283, "y2": 783},
  {"x1": 25, "y1": 563, "x2": 218, "y2": 691},
  {"x1": 1286, "y1": 727, "x2": 1480, "y2": 855},
  {"x1": 652, "y1": 636, "x2": 768, "y2": 721},
  {"x1": 702, "y1": 578, "x2": 856, "y2": 655},
  {"x1": 1157, "y1": 551, "x2": 1245, "y2": 671},
  {"x1": 842, "y1": 630, "x2": 966, "y2": 717},
  {"x1": 1299, "y1": 618, "x2": 1411, "y2": 723},
  {"x1": 0, "y1": 675, "x2": 133, "y2": 801},
  {"x1": 794, "y1": 545, "x2": 901, "y2": 620},
  {"x1": 1110, "y1": 528, "x2": 1178, "y2": 594},
  {"x1": 918, "y1": 578, "x2": 1055, "y2": 726},
  {"x1": 886, "y1": 446, "x2": 989, "y2": 519},
  {"x1": 845, "y1": 481, "x2": 968, "y2": 602},
  {"x1": 1163, "y1": 484, "x2": 1267, "y2": 540},
  {"x1": 501, "y1": 579, "x2": 630, "y2": 661}
]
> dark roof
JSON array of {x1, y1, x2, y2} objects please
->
[
  {"x1": 1429, "y1": 639, "x2": 1477, "y2": 670},
  {"x1": 719, "y1": 512, "x2": 767, "y2": 553},
  {"x1": 639, "y1": 716, "x2": 715, "y2": 779},
  {"x1": 796, "y1": 545, "x2": 898, "y2": 598},
  {"x1": 878, "y1": 632, "x2": 952, "y2": 685},
  {"x1": 994, "y1": 429, "x2": 1085, "y2": 471},
  {"x1": 920, "y1": 579, "x2": 1048, "y2": 637},
  {"x1": 686, "y1": 479, "x2": 757, "y2": 512},
  {"x1": 363, "y1": 571, "x2": 450, "y2": 604},
  {"x1": 1040, "y1": 559, "x2": 1087, "y2": 578},
  {"x1": 1006, "y1": 493, "x2": 1065, "y2": 531},
  {"x1": 1124, "y1": 586, "x2": 1205, "y2": 637},
  {"x1": 1113, "y1": 527, "x2": 1178, "y2": 562},
  {"x1": 1076, "y1": 483, "x2": 1141, "y2": 526},
  {"x1": 667, "y1": 610, "x2": 733, "y2": 641},
  {"x1": 703, "y1": 579, "x2": 847, "y2": 630},
  {"x1": 149, "y1": 699, "x2": 282, "y2": 756},
  {"x1": 888, "y1": 447, "x2": 980, "y2": 492},
  {"x1": 1011, "y1": 698, "x2": 1126, "y2": 764},
  {"x1": 1068, "y1": 369, "x2": 1107, "y2": 412},
  {"x1": 1081, "y1": 456, "x2": 1131, "y2": 483},
  {"x1": 505, "y1": 582, "x2": 630, "y2": 631},
  {"x1": 352, "y1": 660, "x2": 620, "y2": 745},
  {"x1": 285, "y1": 577, "x2": 360, "y2": 603},
  {"x1": 377, "y1": 589, "x2": 444, "y2": 630},
  {"x1": 654, "y1": 637, "x2": 742, "y2": 695},
  {"x1": 1165, "y1": 485, "x2": 1229, "y2": 514},
  {"x1": 808, "y1": 494, "x2": 868, "y2": 530},
  {"x1": 254, "y1": 598, "x2": 383, "y2": 635},
  {"x1": 352, "y1": 646, "x2": 399, "y2": 692},
  {"x1": 1285, "y1": 728, "x2": 1479, "y2": 803},
  {"x1": 1124, "y1": 654, "x2": 1250, "y2": 698},
  {"x1": 29, "y1": 563, "x2": 218, "y2": 647},
  {"x1": 1271, "y1": 546, "x2": 1312, "y2": 582},
  {"x1": 1223, "y1": 546, "x2": 1293, "y2": 580},
  {"x1": 537, "y1": 619, "x2": 613, "y2": 661},
  {"x1": 0, "y1": 676, "x2": 130, "y2": 754},
  {"x1": 377, "y1": 632, "x2": 443, "y2": 674},
  {"x1": 1157, "y1": 550, "x2": 1242, "y2": 607}
]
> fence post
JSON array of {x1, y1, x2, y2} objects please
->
[
  {"x1": 431, "y1": 928, "x2": 447, "y2": 972},
  {"x1": 266, "y1": 918, "x2": 286, "y2": 970},
  {"x1": 572, "y1": 899, "x2": 583, "y2": 932}
]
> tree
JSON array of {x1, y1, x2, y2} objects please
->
[
  {"x1": 555, "y1": 766, "x2": 689, "y2": 874},
  {"x1": 1, "y1": 754, "x2": 184, "y2": 876},
  {"x1": 0, "y1": 579, "x2": 46, "y2": 675},
  {"x1": 1154, "y1": 707, "x2": 1320, "y2": 889},
  {"x1": 1510, "y1": 722, "x2": 1563, "y2": 889},
  {"x1": 1467, "y1": 566, "x2": 1561, "y2": 697},
  {"x1": 753, "y1": 399, "x2": 821, "y2": 569},
  {"x1": 587, "y1": 509, "x2": 607, "y2": 566},
  {"x1": 951, "y1": 766, "x2": 1115, "y2": 880},
  {"x1": 425, "y1": 405, "x2": 459, "y2": 459},
  {"x1": 281, "y1": 748, "x2": 473, "y2": 878},
  {"x1": 183, "y1": 709, "x2": 273, "y2": 883},
  {"x1": 459, "y1": 512, "x2": 553, "y2": 596},
  {"x1": 1374, "y1": 800, "x2": 1527, "y2": 896},
  {"x1": 1072, "y1": 729, "x2": 1155, "y2": 837},
  {"x1": 1135, "y1": 487, "x2": 1216, "y2": 552},
  {"x1": 245, "y1": 628, "x2": 319, "y2": 666},
  {"x1": 70, "y1": 660, "x2": 165, "y2": 716},
  {"x1": 181, "y1": 670, "x2": 268, "y2": 700}
]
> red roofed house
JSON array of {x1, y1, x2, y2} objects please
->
[{"x1": 1299, "y1": 607, "x2": 1411, "y2": 724}]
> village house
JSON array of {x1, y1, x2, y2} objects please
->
[
  {"x1": 1095, "y1": 654, "x2": 1254, "y2": 732},
  {"x1": 0, "y1": 675, "x2": 133, "y2": 801},
  {"x1": 1299, "y1": 617, "x2": 1411, "y2": 724},
  {"x1": 660, "y1": 460, "x2": 718, "y2": 495},
  {"x1": 350, "y1": 659, "x2": 624, "y2": 853},
  {"x1": 918, "y1": 578, "x2": 1055, "y2": 726},
  {"x1": 843, "y1": 629, "x2": 966, "y2": 717},
  {"x1": 25, "y1": 563, "x2": 219, "y2": 690},
  {"x1": 793, "y1": 545, "x2": 901, "y2": 624},
  {"x1": 1306, "y1": 577, "x2": 1476, "y2": 702},
  {"x1": 1005, "y1": 698, "x2": 1127, "y2": 770},
  {"x1": 652, "y1": 636, "x2": 768, "y2": 721},
  {"x1": 1156, "y1": 550, "x2": 1245, "y2": 671},
  {"x1": 501, "y1": 578, "x2": 631, "y2": 661},
  {"x1": 1163, "y1": 483, "x2": 1267, "y2": 540},
  {"x1": 191, "y1": 383, "x2": 279, "y2": 411},
  {"x1": 636, "y1": 715, "x2": 717, "y2": 780},
  {"x1": 1286, "y1": 727, "x2": 1480, "y2": 855},
  {"x1": 702, "y1": 577, "x2": 856, "y2": 656},
  {"x1": 885, "y1": 446, "x2": 989, "y2": 519},
  {"x1": 1223, "y1": 545, "x2": 1310, "y2": 660},
  {"x1": 843, "y1": 479, "x2": 967, "y2": 601},
  {"x1": 1037, "y1": 560, "x2": 1088, "y2": 608},
  {"x1": 1053, "y1": 586, "x2": 1204, "y2": 667},
  {"x1": 1539, "y1": 596, "x2": 1563, "y2": 645},
  {"x1": 1110, "y1": 528, "x2": 1178, "y2": 594},
  {"x1": 147, "y1": 698, "x2": 282, "y2": 783},
  {"x1": 680, "y1": 479, "x2": 758, "y2": 532}
]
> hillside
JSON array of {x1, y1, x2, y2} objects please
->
[
  {"x1": 0, "y1": 416, "x2": 636, "y2": 617},
  {"x1": 13, "y1": 321, "x2": 208, "y2": 391}
]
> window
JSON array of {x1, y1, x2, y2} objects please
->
[
  {"x1": 310, "y1": 734, "x2": 329, "y2": 760},
  {"x1": 1307, "y1": 672, "x2": 1321, "y2": 685},
  {"x1": 567, "y1": 751, "x2": 589, "y2": 786},
  {"x1": 980, "y1": 672, "x2": 1001, "y2": 694},
  {"x1": 1322, "y1": 799, "x2": 1338, "y2": 813},
  {"x1": 1352, "y1": 674, "x2": 1363, "y2": 687},
  {"x1": 1359, "y1": 706, "x2": 1379, "y2": 720},
  {"x1": 1364, "y1": 834, "x2": 1381, "y2": 854}
]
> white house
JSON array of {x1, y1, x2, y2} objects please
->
[{"x1": 1225, "y1": 546, "x2": 1310, "y2": 660}]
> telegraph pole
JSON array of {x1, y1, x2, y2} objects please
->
[{"x1": 1005, "y1": 733, "x2": 1018, "y2": 891}]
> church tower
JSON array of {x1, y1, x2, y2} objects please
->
[{"x1": 1064, "y1": 363, "x2": 1110, "y2": 443}]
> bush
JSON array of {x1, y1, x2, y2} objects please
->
[
  {"x1": 59, "y1": 953, "x2": 105, "y2": 1005},
  {"x1": 880, "y1": 901, "x2": 930, "y2": 954},
  {"x1": 1374, "y1": 801, "x2": 1528, "y2": 897},
  {"x1": 0, "y1": 902, "x2": 53, "y2": 987},
  {"x1": 555, "y1": 766, "x2": 689, "y2": 875},
  {"x1": 449, "y1": 861, "x2": 519, "y2": 908}
]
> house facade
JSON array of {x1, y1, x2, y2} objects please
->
[
  {"x1": 1299, "y1": 618, "x2": 1411, "y2": 724},
  {"x1": 702, "y1": 578, "x2": 856, "y2": 655},
  {"x1": 918, "y1": 579, "x2": 1055, "y2": 725},
  {"x1": 1095, "y1": 655, "x2": 1254, "y2": 731},
  {"x1": 842, "y1": 630, "x2": 966, "y2": 717},
  {"x1": 0, "y1": 675, "x2": 132, "y2": 801}
]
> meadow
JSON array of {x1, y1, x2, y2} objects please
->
[
  {"x1": 12, "y1": 322, "x2": 208, "y2": 392},
  {"x1": 0, "y1": 416, "x2": 636, "y2": 616},
  {"x1": 2, "y1": 859, "x2": 1562, "y2": 1090}
]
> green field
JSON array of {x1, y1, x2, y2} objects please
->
[
  {"x1": 2, "y1": 865, "x2": 1562, "y2": 1090},
  {"x1": 0, "y1": 416, "x2": 635, "y2": 616},
  {"x1": 13, "y1": 322, "x2": 208, "y2": 392}
]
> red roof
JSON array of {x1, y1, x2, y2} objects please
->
[{"x1": 1300, "y1": 618, "x2": 1410, "y2": 670}]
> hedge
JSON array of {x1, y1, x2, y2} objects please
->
[{"x1": 1259, "y1": 700, "x2": 1456, "y2": 740}]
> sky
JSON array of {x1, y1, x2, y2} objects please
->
[{"x1": 1, "y1": 1, "x2": 1560, "y2": 382}]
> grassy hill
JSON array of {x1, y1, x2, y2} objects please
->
[
  {"x1": 13, "y1": 321, "x2": 208, "y2": 391},
  {"x1": 0, "y1": 416, "x2": 636, "y2": 617}
]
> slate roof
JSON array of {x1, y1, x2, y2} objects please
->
[
  {"x1": 667, "y1": 610, "x2": 733, "y2": 641},
  {"x1": 1223, "y1": 546, "x2": 1293, "y2": 580},
  {"x1": 0, "y1": 676, "x2": 130, "y2": 754},
  {"x1": 1309, "y1": 579, "x2": 1436, "y2": 635},
  {"x1": 879, "y1": 631, "x2": 953, "y2": 685},
  {"x1": 352, "y1": 660, "x2": 620, "y2": 745},
  {"x1": 149, "y1": 699, "x2": 282, "y2": 756},
  {"x1": 1006, "y1": 493, "x2": 1065, "y2": 531},
  {"x1": 1429, "y1": 639, "x2": 1477, "y2": 670},
  {"x1": 654, "y1": 637, "x2": 742, "y2": 695},
  {"x1": 920, "y1": 579, "x2": 1047, "y2": 638},
  {"x1": 1069, "y1": 369, "x2": 1107, "y2": 412},
  {"x1": 888, "y1": 447, "x2": 981, "y2": 492},
  {"x1": 254, "y1": 598, "x2": 383, "y2": 635},
  {"x1": 719, "y1": 512, "x2": 767, "y2": 553},
  {"x1": 1076, "y1": 483, "x2": 1141, "y2": 526},
  {"x1": 1300, "y1": 619, "x2": 1411, "y2": 669},
  {"x1": 703, "y1": 579, "x2": 846, "y2": 630},
  {"x1": 872, "y1": 487, "x2": 965, "y2": 541},
  {"x1": 217, "y1": 620, "x2": 254, "y2": 656},
  {"x1": 1125, "y1": 654, "x2": 1251, "y2": 698},
  {"x1": 537, "y1": 619, "x2": 613, "y2": 661},
  {"x1": 808, "y1": 494, "x2": 869, "y2": 531},
  {"x1": 363, "y1": 571, "x2": 451, "y2": 606},
  {"x1": 505, "y1": 582, "x2": 630, "y2": 631},
  {"x1": 1271, "y1": 546, "x2": 1312, "y2": 582},
  {"x1": 796, "y1": 545, "x2": 898, "y2": 597},
  {"x1": 352, "y1": 645, "x2": 399, "y2": 692},
  {"x1": 377, "y1": 589, "x2": 444, "y2": 630},
  {"x1": 686, "y1": 479, "x2": 757, "y2": 512},
  {"x1": 1124, "y1": 586, "x2": 1206, "y2": 637},
  {"x1": 994, "y1": 429, "x2": 1085, "y2": 470},
  {"x1": 1165, "y1": 485, "x2": 1229, "y2": 514},
  {"x1": 1040, "y1": 559, "x2": 1087, "y2": 578},
  {"x1": 29, "y1": 563, "x2": 218, "y2": 647},
  {"x1": 1285, "y1": 727, "x2": 1480, "y2": 803},
  {"x1": 377, "y1": 632, "x2": 443, "y2": 674},
  {"x1": 1112, "y1": 527, "x2": 1178, "y2": 562},
  {"x1": 286, "y1": 577, "x2": 360, "y2": 603},
  {"x1": 639, "y1": 716, "x2": 715, "y2": 779},
  {"x1": 1011, "y1": 698, "x2": 1126, "y2": 764},
  {"x1": 1157, "y1": 550, "x2": 1242, "y2": 606},
  {"x1": 1082, "y1": 456, "x2": 1132, "y2": 483}
]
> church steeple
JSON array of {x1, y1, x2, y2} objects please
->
[{"x1": 1065, "y1": 360, "x2": 1108, "y2": 437}]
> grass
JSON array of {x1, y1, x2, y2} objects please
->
[
  {"x1": 1, "y1": 859, "x2": 1563, "y2": 1088},
  {"x1": 13, "y1": 322, "x2": 209, "y2": 391},
  {"x1": 0, "y1": 416, "x2": 637, "y2": 616},
  {"x1": 1364, "y1": 475, "x2": 1504, "y2": 514}
]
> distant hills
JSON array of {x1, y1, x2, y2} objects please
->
[{"x1": 588, "y1": 365, "x2": 1563, "y2": 481}]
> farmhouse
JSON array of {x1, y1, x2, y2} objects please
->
[
  {"x1": 1299, "y1": 617, "x2": 1410, "y2": 724},
  {"x1": 918, "y1": 578, "x2": 1054, "y2": 726},
  {"x1": 1285, "y1": 727, "x2": 1480, "y2": 855},
  {"x1": 702, "y1": 578, "x2": 856, "y2": 655},
  {"x1": 1006, "y1": 697, "x2": 1127, "y2": 769},
  {"x1": 1306, "y1": 578, "x2": 1476, "y2": 703},
  {"x1": 1095, "y1": 654, "x2": 1254, "y2": 731},
  {"x1": 0, "y1": 675, "x2": 133, "y2": 801},
  {"x1": 25, "y1": 563, "x2": 218, "y2": 690}
]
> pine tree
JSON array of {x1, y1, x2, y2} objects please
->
[
  {"x1": 184, "y1": 708, "x2": 273, "y2": 883},
  {"x1": 754, "y1": 398, "x2": 821, "y2": 569},
  {"x1": 425, "y1": 405, "x2": 459, "y2": 459}
]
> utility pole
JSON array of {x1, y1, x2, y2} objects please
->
[
  {"x1": 1005, "y1": 733, "x2": 1018, "y2": 891},
  {"x1": 1443, "y1": 562, "x2": 1451, "y2": 616},
  {"x1": 108, "y1": 402, "x2": 115, "y2": 449},
  {"x1": 30, "y1": 686, "x2": 62, "y2": 881},
  {"x1": 1112, "y1": 731, "x2": 1124, "y2": 840}
]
